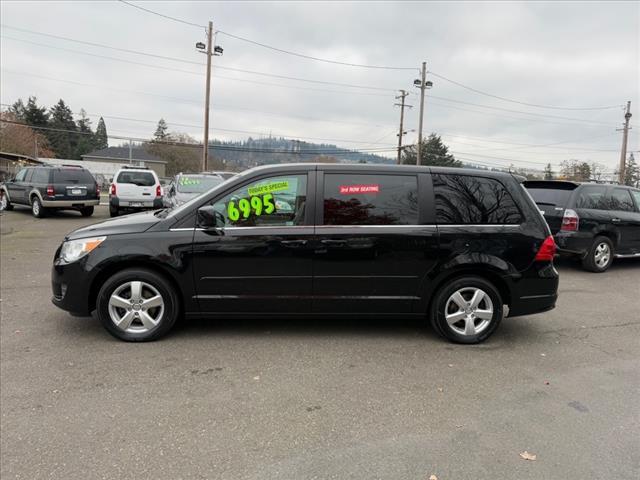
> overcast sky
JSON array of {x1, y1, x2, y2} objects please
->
[{"x1": 1, "y1": 1, "x2": 638, "y2": 173}]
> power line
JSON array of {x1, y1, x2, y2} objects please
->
[
  {"x1": 426, "y1": 94, "x2": 621, "y2": 126},
  {"x1": 428, "y1": 71, "x2": 623, "y2": 111},
  {"x1": 118, "y1": 1, "x2": 414, "y2": 70},
  {"x1": 1, "y1": 35, "x2": 396, "y2": 92},
  {"x1": 117, "y1": 0, "x2": 206, "y2": 28},
  {"x1": 0, "y1": 71, "x2": 394, "y2": 128},
  {"x1": 216, "y1": 30, "x2": 416, "y2": 71}
]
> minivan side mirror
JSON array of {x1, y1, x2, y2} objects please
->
[{"x1": 197, "y1": 205, "x2": 225, "y2": 232}]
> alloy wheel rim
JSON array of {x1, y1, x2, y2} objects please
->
[
  {"x1": 594, "y1": 243, "x2": 610, "y2": 268},
  {"x1": 108, "y1": 281, "x2": 165, "y2": 333},
  {"x1": 445, "y1": 287, "x2": 494, "y2": 336},
  {"x1": 32, "y1": 200, "x2": 39, "y2": 215}
]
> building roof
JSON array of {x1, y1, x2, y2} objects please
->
[
  {"x1": 82, "y1": 146, "x2": 166, "y2": 164},
  {"x1": 0, "y1": 151, "x2": 44, "y2": 165}
]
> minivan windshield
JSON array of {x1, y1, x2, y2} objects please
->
[
  {"x1": 176, "y1": 175, "x2": 223, "y2": 194},
  {"x1": 117, "y1": 171, "x2": 155, "y2": 187}
]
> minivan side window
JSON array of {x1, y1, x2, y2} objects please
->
[
  {"x1": 575, "y1": 185, "x2": 607, "y2": 209},
  {"x1": 322, "y1": 174, "x2": 418, "y2": 225},
  {"x1": 606, "y1": 188, "x2": 635, "y2": 212},
  {"x1": 212, "y1": 174, "x2": 307, "y2": 227},
  {"x1": 433, "y1": 174, "x2": 522, "y2": 224}
]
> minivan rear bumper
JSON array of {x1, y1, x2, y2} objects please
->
[{"x1": 507, "y1": 261, "x2": 559, "y2": 317}]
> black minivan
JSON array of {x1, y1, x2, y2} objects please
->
[{"x1": 52, "y1": 164, "x2": 559, "y2": 343}]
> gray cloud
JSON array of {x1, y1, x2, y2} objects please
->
[{"x1": 1, "y1": 0, "x2": 638, "y2": 173}]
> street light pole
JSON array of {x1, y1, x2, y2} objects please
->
[
  {"x1": 618, "y1": 101, "x2": 632, "y2": 184},
  {"x1": 202, "y1": 21, "x2": 213, "y2": 172},
  {"x1": 416, "y1": 62, "x2": 426, "y2": 165}
]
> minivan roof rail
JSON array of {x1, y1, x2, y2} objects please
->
[{"x1": 121, "y1": 165, "x2": 149, "y2": 170}]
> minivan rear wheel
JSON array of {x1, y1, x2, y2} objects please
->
[
  {"x1": 96, "y1": 268, "x2": 179, "y2": 341},
  {"x1": 431, "y1": 276, "x2": 503, "y2": 344},
  {"x1": 582, "y1": 236, "x2": 613, "y2": 272}
]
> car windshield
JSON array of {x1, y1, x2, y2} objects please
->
[
  {"x1": 176, "y1": 175, "x2": 223, "y2": 194},
  {"x1": 53, "y1": 169, "x2": 95, "y2": 184},
  {"x1": 117, "y1": 171, "x2": 155, "y2": 187}
]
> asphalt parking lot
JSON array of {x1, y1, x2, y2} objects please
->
[{"x1": 1, "y1": 205, "x2": 639, "y2": 480}]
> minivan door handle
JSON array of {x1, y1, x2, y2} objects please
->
[{"x1": 320, "y1": 239, "x2": 347, "y2": 246}]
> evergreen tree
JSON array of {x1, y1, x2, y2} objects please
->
[
  {"x1": 23, "y1": 96, "x2": 49, "y2": 128},
  {"x1": 543, "y1": 163, "x2": 554, "y2": 180},
  {"x1": 402, "y1": 133, "x2": 461, "y2": 167},
  {"x1": 48, "y1": 99, "x2": 77, "y2": 158},
  {"x1": 74, "y1": 109, "x2": 95, "y2": 159},
  {"x1": 94, "y1": 117, "x2": 108, "y2": 149},
  {"x1": 624, "y1": 153, "x2": 640, "y2": 187},
  {"x1": 154, "y1": 118, "x2": 168, "y2": 140},
  {"x1": 8, "y1": 99, "x2": 26, "y2": 120}
]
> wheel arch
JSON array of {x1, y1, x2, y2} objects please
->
[
  {"x1": 424, "y1": 266, "x2": 512, "y2": 317},
  {"x1": 89, "y1": 260, "x2": 185, "y2": 315}
]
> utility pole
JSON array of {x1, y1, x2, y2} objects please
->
[
  {"x1": 202, "y1": 21, "x2": 213, "y2": 171},
  {"x1": 618, "y1": 101, "x2": 632, "y2": 184},
  {"x1": 413, "y1": 62, "x2": 432, "y2": 165},
  {"x1": 394, "y1": 90, "x2": 411, "y2": 164},
  {"x1": 196, "y1": 21, "x2": 223, "y2": 172}
]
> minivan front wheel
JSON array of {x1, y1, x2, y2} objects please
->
[
  {"x1": 582, "y1": 236, "x2": 613, "y2": 272},
  {"x1": 96, "y1": 269, "x2": 179, "y2": 341},
  {"x1": 431, "y1": 276, "x2": 503, "y2": 344}
]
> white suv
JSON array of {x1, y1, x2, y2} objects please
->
[{"x1": 109, "y1": 166, "x2": 163, "y2": 217}]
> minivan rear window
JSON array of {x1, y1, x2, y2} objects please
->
[
  {"x1": 53, "y1": 169, "x2": 95, "y2": 184},
  {"x1": 117, "y1": 171, "x2": 155, "y2": 186},
  {"x1": 434, "y1": 174, "x2": 522, "y2": 225}
]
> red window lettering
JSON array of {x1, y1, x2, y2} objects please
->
[{"x1": 339, "y1": 184, "x2": 380, "y2": 195}]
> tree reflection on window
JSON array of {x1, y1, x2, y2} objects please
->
[{"x1": 434, "y1": 174, "x2": 522, "y2": 224}]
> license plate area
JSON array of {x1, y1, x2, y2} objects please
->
[
  {"x1": 130, "y1": 202, "x2": 143, "y2": 207},
  {"x1": 67, "y1": 187, "x2": 86, "y2": 196}
]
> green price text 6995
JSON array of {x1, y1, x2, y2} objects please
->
[{"x1": 227, "y1": 193, "x2": 275, "y2": 221}]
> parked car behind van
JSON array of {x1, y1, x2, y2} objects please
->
[
  {"x1": 52, "y1": 164, "x2": 559, "y2": 343},
  {"x1": 109, "y1": 166, "x2": 163, "y2": 217},
  {"x1": 164, "y1": 172, "x2": 225, "y2": 208},
  {"x1": 524, "y1": 181, "x2": 640, "y2": 271},
  {"x1": 0, "y1": 164, "x2": 99, "y2": 217}
]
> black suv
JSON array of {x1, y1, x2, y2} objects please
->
[
  {"x1": 52, "y1": 164, "x2": 559, "y2": 343},
  {"x1": 524, "y1": 181, "x2": 640, "y2": 272},
  {"x1": 0, "y1": 165, "x2": 99, "y2": 217}
]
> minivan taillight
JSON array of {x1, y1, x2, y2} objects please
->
[
  {"x1": 561, "y1": 209, "x2": 579, "y2": 231},
  {"x1": 46, "y1": 185, "x2": 54, "y2": 197},
  {"x1": 110, "y1": 184, "x2": 116, "y2": 195},
  {"x1": 535, "y1": 235, "x2": 557, "y2": 261},
  {"x1": 156, "y1": 185, "x2": 162, "y2": 197}
]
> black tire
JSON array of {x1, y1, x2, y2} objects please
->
[
  {"x1": 109, "y1": 206, "x2": 119, "y2": 217},
  {"x1": 582, "y1": 236, "x2": 614, "y2": 272},
  {"x1": 0, "y1": 191, "x2": 13, "y2": 211},
  {"x1": 430, "y1": 276, "x2": 503, "y2": 344},
  {"x1": 96, "y1": 268, "x2": 180, "y2": 342},
  {"x1": 80, "y1": 206, "x2": 94, "y2": 217},
  {"x1": 31, "y1": 196, "x2": 46, "y2": 218}
]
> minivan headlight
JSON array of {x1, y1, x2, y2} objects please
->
[{"x1": 59, "y1": 236, "x2": 106, "y2": 264}]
